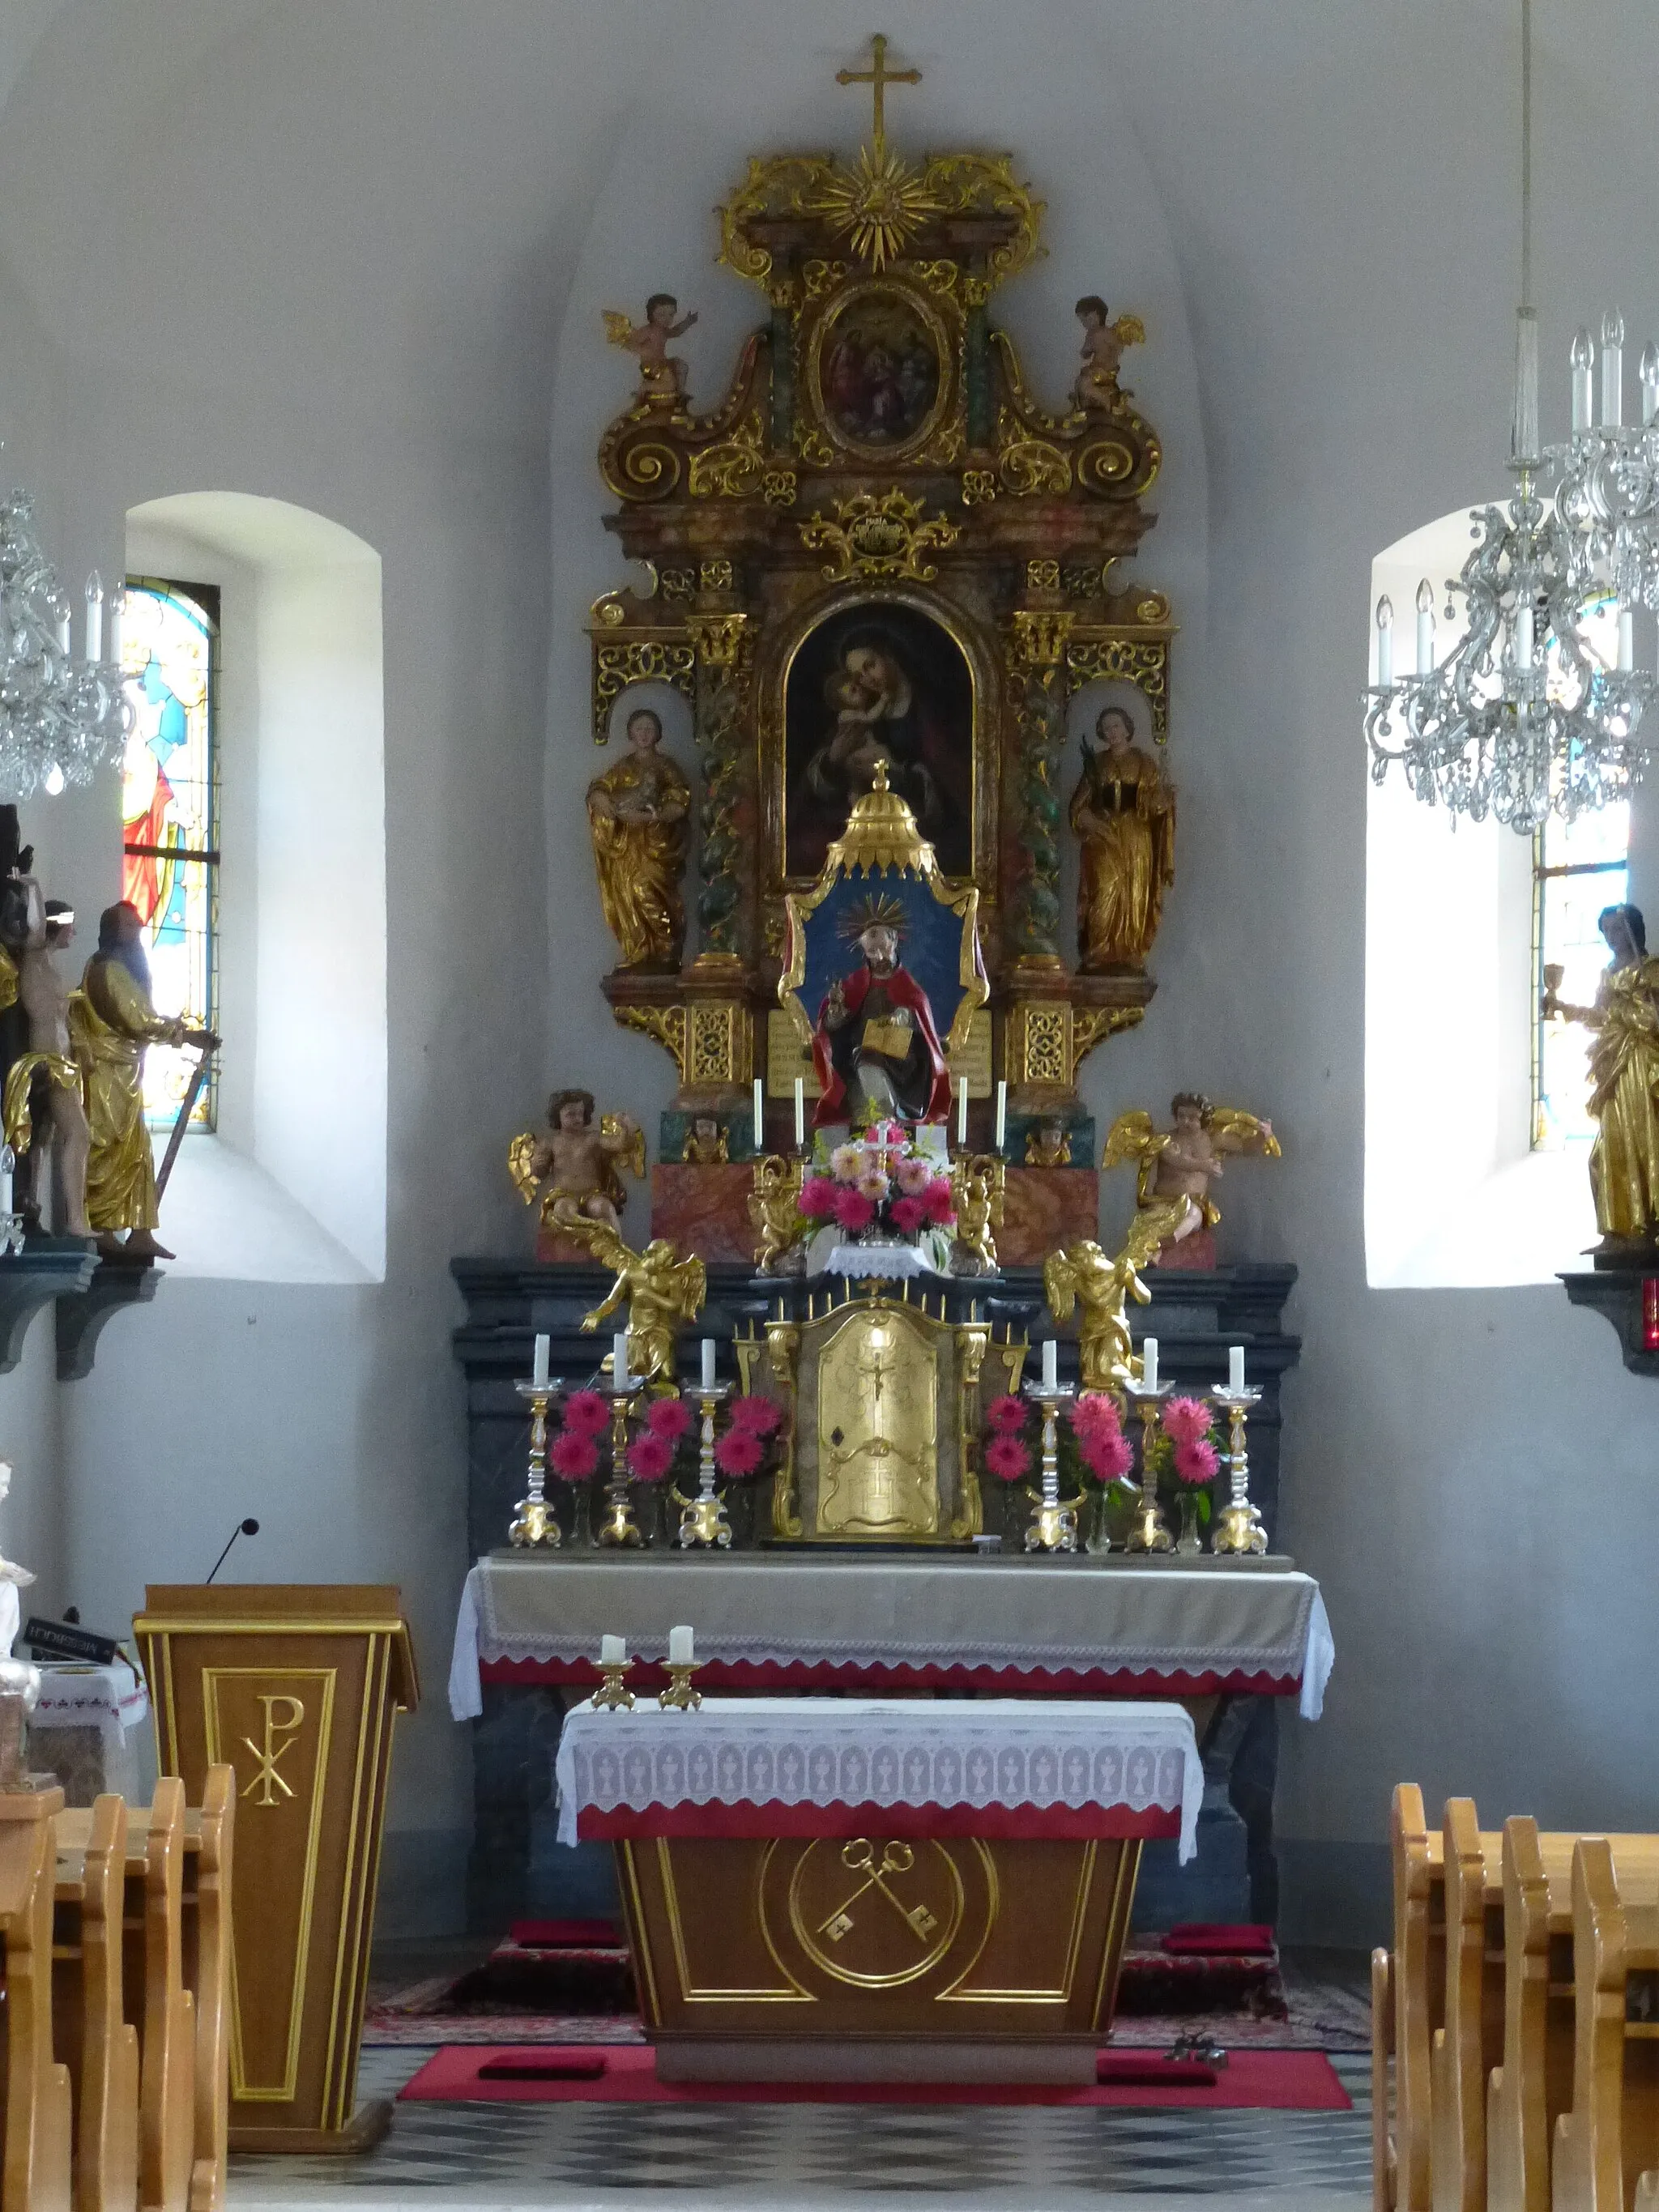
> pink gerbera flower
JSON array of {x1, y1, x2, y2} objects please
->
[
  {"x1": 834, "y1": 1187, "x2": 876, "y2": 1233},
  {"x1": 549, "y1": 1433, "x2": 599, "y2": 1481},
  {"x1": 1173, "y1": 1438, "x2": 1220, "y2": 1487},
  {"x1": 1161, "y1": 1396, "x2": 1213, "y2": 1448},
  {"x1": 799, "y1": 1174, "x2": 839, "y2": 1220},
  {"x1": 986, "y1": 1394, "x2": 1027, "y2": 1433},
  {"x1": 894, "y1": 1154, "x2": 933, "y2": 1196},
  {"x1": 714, "y1": 1427, "x2": 763, "y2": 1477},
  {"x1": 1081, "y1": 1430, "x2": 1134, "y2": 1481},
  {"x1": 561, "y1": 1389, "x2": 611, "y2": 1438},
  {"x1": 983, "y1": 1434, "x2": 1031, "y2": 1482},
  {"x1": 730, "y1": 1394, "x2": 782, "y2": 1436},
  {"x1": 922, "y1": 1178, "x2": 957, "y2": 1225},
  {"x1": 646, "y1": 1396, "x2": 693, "y2": 1443},
  {"x1": 626, "y1": 1432, "x2": 674, "y2": 1482},
  {"x1": 889, "y1": 1195, "x2": 926, "y2": 1234},
  {"x1": 1071, "y1": 1392, "x2": 1123, "y2": 1438}
]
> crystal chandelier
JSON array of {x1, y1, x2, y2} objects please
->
[
  {"x1": 0, "y1": 480, "x2": 131, "y2": 804},
  {"x1": 1363, "y1": 0, "x2": 1652, "y2": 832}
]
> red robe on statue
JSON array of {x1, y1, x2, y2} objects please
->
[{"x1": 812, "y1": 960, "x2": 953, "y2": 1127}]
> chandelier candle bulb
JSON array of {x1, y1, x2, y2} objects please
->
[
  {"x1": 531, "y1": 1332, "x2": 550, "y2": 1391},
  {"x1": 83, "y1": 572, "x2": 102, "y2": 663},
  {"x1": 1141, "y1": 1336, "x2": 1158, "y2": 1392},
  {"x1": 700, "y1": 1336, "x2": 716, "y2": 1392},
  {"x1": 1415, "y1": 580, "x2": 1434, "y2": 676},
  {"x1": 1571, "y1": 326, "x2": 1594, "y2": 435},
  {"x1": 995, "y1": 1079, "x2": 1007, "y2": 1152},
  {"x1": 1375, "y1": 595, "x2": 1393, "y2": 688},
  {"x1": 1620, "y1": 609, "x2": 1635, "y2": 673},
  {"x1": 1602, "y1": 312, "x2": 1625, "y2": 427},
  {"x1": 667, "y1": 1626, "x2": 694, "y2": 1666},
  {"x1": 106, "y1": 586, "x2": 122, "y2": 667},
  {"x1": 1514, "y1": 600, "x2": 1534, "y2": 675},
  {"x1": 1643, "y1": 342, "x2": 1659, "y2": 425},
  {"x1": 53, "y1": 605, "x2": 69, "y2": 656},
  {"x1": 1041, "y1": 1337, "x2": 1058, "y2": 1392},
  {"x1": 1228, "y1": 1345, "x2": 1245, "y2": 1394}
]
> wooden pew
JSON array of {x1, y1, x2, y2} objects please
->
[
  {"x1": 1551, "y1": 1837, "x2": 1659, "y2": 2212},
  {"x1": 1384, "y1": 1783, "x2": 1446, "y2": 2212},
  {"x1": 0, "y1": 1790, "x2": 74, "y2": 2212},
  {"x1": 52, "y1": 1794, "x2": 139, "y2": 2212},
  {"x1": 123, "y1": 1780, "x2": 194, "y2": 2212},
  {"x1": 1373, "y1": 1944, "x2": 1395, "y2": 2209},
  {"x1": 1429, "y1": 1797, "x2": 1505, "y2": 2212}
]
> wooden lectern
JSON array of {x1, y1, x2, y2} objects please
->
[{"x1": 133, "y1": 1586, "x2": 418, "y2": 2154}]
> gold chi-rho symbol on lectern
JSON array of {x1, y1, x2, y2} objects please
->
[{"x1": 241, "y1": 1694, "x2": 305, "y2": 1805}]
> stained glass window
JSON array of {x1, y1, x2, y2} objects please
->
[{"x1": 119, "y1": 579, "x2": 220, "y2": 1127}]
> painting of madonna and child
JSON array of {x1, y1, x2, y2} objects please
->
[{"x1": 783, "y1": 604, "x2": 975, "y2": 881}]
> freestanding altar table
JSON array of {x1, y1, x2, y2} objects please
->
[{"x1": 557, "y1": 1696, "x2": 1201, "y2": 2083}]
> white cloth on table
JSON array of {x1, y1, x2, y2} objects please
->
[
  {"x1": 32, "y1": 1660, "x2": 149, "y2": 1752},
  {"x1": 555, "y1": 1695, "x2": 1201, "y2": 1858},
  {"x1": 447, "y1": 1556, "x2": 1334, "y2": 1721}
]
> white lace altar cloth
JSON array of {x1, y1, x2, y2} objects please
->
[
  {"x1": 555, "y1": 1697, "x2": 1201, "y2": 1856},
  {"x1": 450, "y1": 1557, "x2": 1334, "y2": 1722}
]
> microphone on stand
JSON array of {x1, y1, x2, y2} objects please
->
[{"x1": 205, "y1": 1519, "x2": 260, "y2": 1585}]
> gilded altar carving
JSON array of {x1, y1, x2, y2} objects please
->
[
  {"x1": 582, "y1": 36, "x2": 1178, "y2": 1111},
  {"x1": 815, "y1": 1304, "x2": 939, "y2": 1537}
]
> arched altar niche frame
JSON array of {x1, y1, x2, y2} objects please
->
[{"x1": 584, "y1": 69, "x2": 1176, "y2": 1114}]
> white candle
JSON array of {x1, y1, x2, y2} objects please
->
[
  {"x1": 1375, "y1": 595, "x2": 1393, "y2": 688},
  {"x1": 53, "y1": 603, "x2": 70, "y2": 656},
  {"x1": 1514, "y1": 600, "x2": 1534, "y2": 674},
  {"x1": 1602, "y1": 310, "x2": 1625, "y2": 426},
  {"x1": 667, "y1": 1625, "x2": 694, "y2": 1666},
  {"x1": 83, "y1": 572, "x2": 103, "y2": 662},
  {"x1": 753, "y1": 1077, "x2": 764, "y2": 1145},
  {"x1": 0, "y1": 1146, "x2": 13, "y2": 1220},
  {"x1": 1141, "y1": 1336, "x2": 1158, "y2": 1392},
  {"x1": 600, "y1": 1634, "x2": 626, "y2": 1666},
  {"x1": 1643, "y1": 341, "x2": 1659, "y2": 426},
  {"x1": 1415, "y1": 579, "x2": 1434, "y2": 676},
  {"x1": 995, "y1": 1079, "x2": 1007, "y2": 1153},
  {"x1": 1571, "y1": 326, "x2": 1594, "y2": 434},
  {"x1": 956, "y1": 1076, "x2": 968, "y2": 1144},
  {"x1": 793, "y1": 1076, "x2": 805, "y2": 1149},
  {"x1": 613, "y1": 1332, "x2": 632, "y2": 1392},
  {"x1": 106, "y1": 586, "x2": 122, "y2": 668},
  {"x1": 700, "y1": 1336, "x2": 716, "y2": 1392},
  {"x1": 1228, "y1": 1345, "x2": 1245, "y2": 1393},
  {"x1": 532, "y1": 1332, "x2": 550, "y2": 1389},
  {"x1": 1619, "y1": 608, "x2": 1635, "y2": 672},
  {"x1": 1041, "y1": 1337, "x2": 1057, "y2": 1392}
]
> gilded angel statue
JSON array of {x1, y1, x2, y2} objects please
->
[
  {"x1": 603, "y1": 293, "x2": 697, "y2": 403},
  {"x1": 1073, "y1": 294, "x2": 1145, "y2": 411},
  {"x1": 578, "y1": 1224, "x2": 706, "y2": 1386},
  {"x1": 1103, "y1": 1093, "x2": 1280, "y2": 1263},
  {"x1": 949, "y1": 1155, "x2": 1004, "y2": 1276},
  {"x1": 748, "y1": 1157, "x2": 804, "y2": 1276},
  {"x1": 508, "y1": 1089, "x2": 644, "y2": 1256},
  {"x1": 1043, "y1": 1200, "x2": 1192, "y2": 1394}
]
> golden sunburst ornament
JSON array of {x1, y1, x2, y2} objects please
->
[{"x1": 808, "y1": 142, "x2": 944, "y2": 272}]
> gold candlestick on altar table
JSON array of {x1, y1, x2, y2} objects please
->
[
  {"x1": 598, "y1": 1390, "x2": 646, "y2": 1547},
  {"x1": 676, "y1": 1383, "x2": 731, "y2": 1549},
  {"x1": 590, "y1": 1636, "x2": 636, "y2": 1710},
  {"x1": 1209, "y1": 1384, "x2": 1267, "y2": 1554},
  {"x1": 507, "y1": 1379, "x2": 563, "y2": 1548},
  {"x1": 1123, "y1": 1379, "x2": 1174, "y2": 1554},
  {"x1": 659, "y1": 1662, "x2": 704, "y2": 1711},
  {"x1": 1021, "y1": 1381, "x2": 1084, "y2": 1552}
]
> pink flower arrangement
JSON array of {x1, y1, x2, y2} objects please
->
[
  {"x1": 829, "y1": 1144, "x2": 864, "y2": 1183},
  {"x1": 1071, "y1": 1392, "x2": 1123, "y2": 1439},
  {"x1": 730, "y1": 1394, "x2": 782, "y2": 1436},
  {"x1": 889, "y1": 1195, "x2": 927, "y2": 1234},
  {"x1": 834, "y1": 1187, "x2": 876, "y2": 1234},
  {"x1": 1080, "y1": 1428, "x2": 1134, "y2": 1482},
  {"x1": 1161, "y1": 1396, "x2": 1213, "y2": 1448},
  {"x1": 561, "y1": 1389, "x2": 611, "y2": 1438},
  {"x1": 1173, "y1": 1438, "x2": 1220, "y2": 1488},
  {"x1": 645, "y1": 1396, "x2": 693, "y2": 1443},
  {"x1": 714, "y1": 1427, "x2": 764, "y2": 1477},
  {"x1": 922, "y1": 1178, "x2": 957, "y2": 1226},
  {"x1": 894, "y1": 1154, "x2": 934, "y2": 1196},
  {"x1": 798, "y1": 1174, "x2": 839, "y2": 1221},
  {"x1": 625, "y1": 1431, "x2": 674, "y2": 1483},
  {"x1": 549, "y1": 1432, "x2": 599, "y2": 1481},
  {"x1": 984, "y1": 1433, "x2": 1031, "y2": 1482},
  {"x1": 986, "y1": 1394, "x2": 1027, "y2": 1433},
  {"x1": 856, "y1": 1169, "x2": 891, "y2": 1202}
]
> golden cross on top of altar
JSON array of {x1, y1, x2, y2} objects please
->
[{"x1": 835, "y1": 34, "x2": 920, "y2": 163}]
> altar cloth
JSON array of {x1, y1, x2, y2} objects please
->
[
  {"x1": 554, "y1": 1696, "x2": 1201, "y2": 1857},
  {"x1": 450, "y1": 1556, "x2": 1333, "y2": 1722}
]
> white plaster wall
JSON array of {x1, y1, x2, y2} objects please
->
[{"x1": 0, "y1": 0, "x2": 1654, "y2": 1936}]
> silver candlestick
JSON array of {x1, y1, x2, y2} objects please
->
[
  {"x1": 676, "y1": 1383, "x2": 732, "y2": 1548},
  {"x1": 1021, "y1": 1379, "x2": 1082, "y2": 1552},
  {"x1": 1209, "y1": 1384, "x2": 1267, "y2": 1554},
  {"x1": 506, "y1": 1378, "x2": 563, "y2": 1548}
]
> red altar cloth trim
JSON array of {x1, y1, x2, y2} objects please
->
[
  {"x1": 479, "y1": 1655, "x2": 1303, "y2": 1699},
  {"x1": 575, "y1": 1797, "x2": 1183, "y2": 1843}
]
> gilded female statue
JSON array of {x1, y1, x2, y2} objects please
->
[
  {"x1": 586, "y1": 707, "x2": 691, "y2": 971},
  {"x1": 1068, "y1": 705, "x2": 1175, "y2": 971},
  {"x1": 1543, "y1": 901, "x2": 1659, "y2": 1244}
]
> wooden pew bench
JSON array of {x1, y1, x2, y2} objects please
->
[
  {"x1": 53, "y1": 1794, "x2": 139, "y2": 2212},
  {"x1": 1553, "y1": 1837, "x2": 1659, "y2": 2212},
  {"x1": 0, "y1": 1790, "x2": 73, "y2": 2212}
]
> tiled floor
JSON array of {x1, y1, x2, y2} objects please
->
[{"x1": 225, "y1": 2046, "x2": 1374, "y2": 2210}]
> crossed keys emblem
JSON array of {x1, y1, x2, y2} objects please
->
[{"x1": 817, "y1": 1839, "x2": 938, "y2": 1946}]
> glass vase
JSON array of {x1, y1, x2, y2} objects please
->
[
  {"x1": 1085, "y1": 1488, "x2": 1115, "y2": 1554},
  {"x1": 1175, "y1": 1490, "x2": 1204, "y2": 1554}
]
